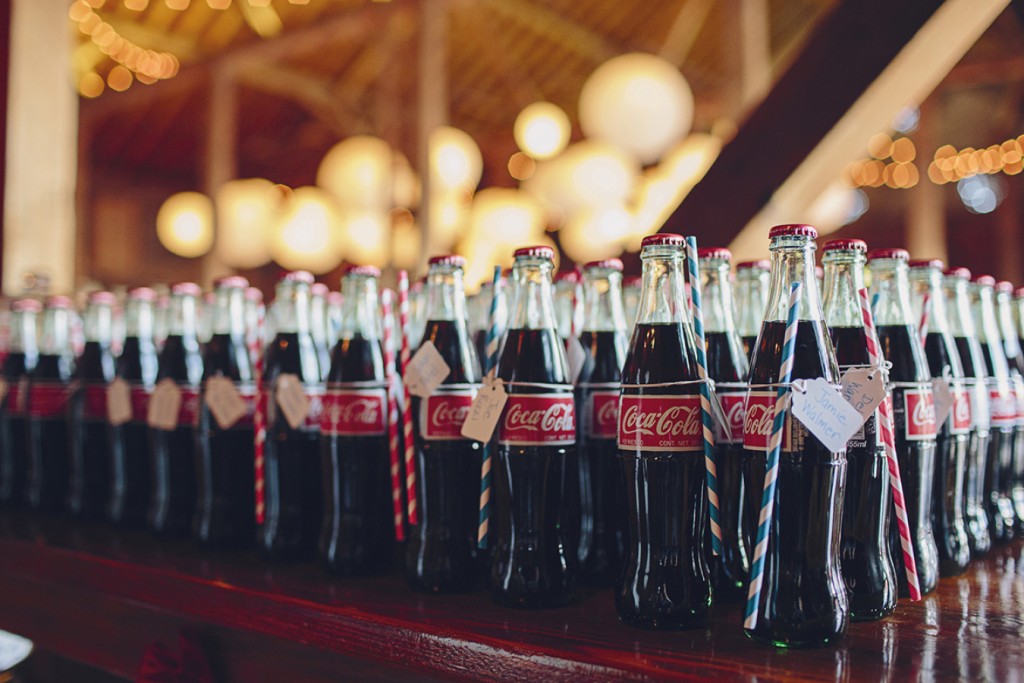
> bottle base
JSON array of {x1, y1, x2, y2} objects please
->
[{"x1": 744, "y1": 628, "x2": 846, "y2": 649}]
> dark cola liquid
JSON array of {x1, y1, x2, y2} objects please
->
[
  {"x1": 922, "y1": 332, "x2": 971, "y2": 575},
  {"x1": 406, "y1": 319, "x2": 483, "y2": 592},
  {"x1": 829, "y1": 326, "x2": 896, "y2": 621},
  {"x1": 149, "y1": 334, "x2": 201, "y2": 537},
  {"x1": 979, "y1": 343, "x2": 1016, "y2": 544},
  {"x1": 0, "y1": 353, "x2": 31, "y2": 505},
  {"x1": 618, "y1": 322, "x2": 709, "y2": 630},
  {"x1": 474, "y1": 329, "x2": 488, "y2": 373},
  {"x1": 492, "y1": 327, "x2": 576, "y2": 608},
  {"x1": 574, "y1": 329, "x2": 627, "y2": 588},
  {"x1": 876, "y1": 324, "x2": 939, "y2": 594},
  {"x1": 195, "y1": 332, "x2": 254, "y2": 548},
  {"x1": 742, "y1": 335, "x2": 758, "y2": 362},
  {"x1": 954, "y1": 336, "x2": 991, "y2": 556},
  {"x1": 1015, "y1": 350, "x2": 1024, "y2": 534},
  {"x1": 109, "y1": 336, "x2": 154, "y2": 527},
  {"x1": 321, "y1": 333, "x2": 392, "y2": 575},
  {"x1": 68, "y1": 340, "x2": 114, "y2": 518},
  {"x1": 743, "y1": 319, "x2": 847, "y2": 648},
  {"x1": 703, "y1": 330, "x2": 749, "y2": 600},
  {"x1": 27, "y1": 355, "x2": 71, "y2": 512},
  {"x1": 261, "y1": 331, "x2": 322, "y2": 561}
]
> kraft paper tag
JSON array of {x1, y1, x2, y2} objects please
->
[
  {"x1": 275, "y1": 373, "x2": 309, "y2": 430},
  {"x1": 0, "y1": 378, "x2": 8, "y2": 407},
  {"x1": 107, "y1": 378, "x2": 133, "y2": 426},
  {"x1": 791, "y1": 378, "x2": 862, "y2": 453},
  {"x1": 205, "y1": 376, "x2": 248, "y2": 430},
  {"x1": 461, "y1": 373, "x2": 508, "y2": 443},
  {"x1": 708, "y1": 386, "x2": 731, "y2": 442},
  {"x1": 932, "y1": 377, "x2": 953, "y2": 428},
  {"x1": 404, "y1": 341, "x2": 452, "y2": 398},
  {"x1": 147, "y1": 378, "x2": 182, "y2": 431},
  {"x1": 839, "y1": 367, "x2": 887, "y2": 422},
  {"x1": 566, "y1": 337, "x2": 587, "y2": 385}
]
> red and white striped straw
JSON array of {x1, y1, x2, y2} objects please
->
[
  {"x1": 859, "y1": 287, "x2": 922, "y2": 601},
  {"x1": 251, "y1": 302, "x2": 267, "y2": 526},
  {"x1": 918, "y1": 292, "x2": 930, "y2": 346},
  {"x1": 381, "y1": 289, "x2": 405, "y2": 541},
  {"x1": 398, "y1": 271, "x2": 419, "y2": 525}
]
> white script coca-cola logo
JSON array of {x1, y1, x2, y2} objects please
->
[
  {"x1": 320, "y1": 388, "x2": 386, "y2": 436},
  {"x1": 498, "y1": 394, "x2": 575, "y2": 446},
  {"x1": 588, "y1": 390, "x2": 620, "y2": 439},
  {"x1": 420, "y1": 389, "x2": 476, "y2": 440},
  {"x1": 951, "y1": 386, "x2": 972, "y2": 434},
  {"x1": 742, "y1": 391, "x2": 793, "y2": 452},
  {"x1": 902, "y1": 387, "x2": 937, "y2": 440},
  {"x1": 717, "y1": 392, "x2": 746, "y2": 444},
  {"x1": 617, "y1": 394, "x2": 702, "y2": 452}
]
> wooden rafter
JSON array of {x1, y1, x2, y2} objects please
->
[
  {"x1": 235, "y1": 64, "x2": 368, "y2": 136},
  {"x1": 472, "y1": 0, "x2": 618, "y2": 63}
]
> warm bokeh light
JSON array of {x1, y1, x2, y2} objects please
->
[
  {"x1": 78, "y1": 72, "x2": 105, "y2": 98},
  {"x1": 524, "y1": 140, "x2": 639, "y2": 217},
  {"x1": 107, "y1": 65, "x2": 133, "y2": 91},
  {"x1": 508, "y1": 152, "x2": 537, "y2": 181},
  {"x1": 341, "y1": 210, "x2": 390, "y2": 268},
  {"x1": 271, "y1": 187, "x2": 344, "y2": 274},
  {"x1": 459, "y1": 188, "x2": 547, "y2": 289},
  {"x1": 157, "y1": 192, "x2": 215, "y2": 258},
  {"x1": 429, "y1": 126, "x2": 483, "y2": 192},
  {"x1": 428, "y1": 191, "x2": 471, "y2": 251},
  {"x1": 214, "y1": 178, "x2": 278, "y2": 269},
  {"x1": 513, "y1": 102, "x2": 571, "y2": 160},
  {"x1": 578, "y1": 53, "x2": 693, "y2": 164},
  {"x1": 166, "y1": 0, "x2": 190, "y2": 9},
  {"x1": 392, "y1": 153, "x2": 421, "y2": 209},
  {"x1": 559, "y1": 205, "x2": 631, "y2": 263},
  {"x1": 867, "y1": 133, "x2": 893, "y2": 159},
  {"x1": 890, "y1": 137, "x2": 916, "y2": 163},
  {"x1": 317, "y1": 135, "x2": 393, "y2": 210}
]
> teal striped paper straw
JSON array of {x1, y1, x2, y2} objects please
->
[
  {"x1": 684, "y1": 236, "x2": 722, "y2": 556},
  {"x1": 478, "y1": 265, "x2": 503, "y2": 549},
  {"x1": 744, "y1": 281, "x2": 803, "y2": 630}
]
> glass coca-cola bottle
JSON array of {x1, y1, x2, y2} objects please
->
[
  {"x1": 942, "y1": 268, "x2": 992, "y2": 556},
  {"x1": 743, "y1": 224, "x2": 847, "y2": 647},
  {"x1": 195, "y1": 276, "x2": 256, "y2": 548},
  {"x1": 0, "y1": 299, "x2": 39, "y2": 506},
  {"x1": 310, "y1": 282, "x2": 332, "y2": 380},
  {"x1": 994, "y1": 281, "x2": 1024, "y2": 532},
  {"x1": 909, "y1": 260, "x2": 971, "y2": 576},
  {"x1": 969, "y1": 275, "x2": 1017, "y2": 543},
  {"x1": 866, "y1": 249, "x2": 939, "y2": 595},
  {"x1": 260, "y1": 271, "x2": 323, "y2": 560},
  {"x1": 244, "y1": 287, "x2": 265, "y2": 369},
  {"x1": 320, "y1": 265, "x2": 392, "y2": 575},
  {"x1": 406, "y1": 255, "x2": 484, "y2": 592},
  {"x1": 554, "y1": 269, "x2": 583, "y2": 342},
  {"x1": 735, "y1": 259, "x2": 770, "y2": 359},
  {"x1": 698, "y1": 247, "x2": 750, "y2": 600},
  {"x1": 469, "y1": 276, "x2": 508, "y2": 368},
  {"x1": 27, "y1": 296, "x2": 74, "y2": 512},
  {"x1": 492, "y1": 245, "x2": 577, "y2": 608},
  {"x1": 68, "y1": 291, "x2": 116, "y2": 518},
  {"x1": 622, "y1": 275, "x2": 641, "y2": 331},
  {"x1": 617, "y1": 234, "x2": 709, "y2": 629},
  {"x1": 148, "y1": 283, "x2": 203, "y2": 536},
  {"x1": 574, "y1": 258, "x2": 628, "y2": 587},
  {"x1": 109, "y1": 287, "x2": 157, "y2": 527},
  {"x1": 820, "y1": 239, "x2": 897, "y2": 620}
]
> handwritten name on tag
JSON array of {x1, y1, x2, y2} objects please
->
[
  {"x1": 275, "y1": 374, "x2": 310, "y2": 430},
  {"x1": 461, "y1": 375, "x2": 508, "y2": 443},
  {"x1": 404, "y1": 341, "x2": 452, "y2": 398},
  {"x1": 791, "y1": 378, "x2": 861, "y2": 453},
  {"x1": 205, "y1": 376, "x2": 248, "y2": 430},
  {"x1": 147, "y1": 378, "x2": 182, "y2": 431},
  {"x1": 839, "y1": 367, "x2": 886, "y2": 421},
  {"x1": 107, "y1": 378, "x2": 133, "y2": 426},
  {"x1": 566, "y1": 337, "x2": 587, "y2": 385}
]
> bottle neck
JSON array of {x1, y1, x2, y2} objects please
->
[
  {"x1": 970, "y1": 285, "x2": 1000, "y2": 345},
  {"x1": 339, "y1": 275, "x2": 380, "y2": 340},
  {"x1": 423, "y1": 264, "x2": 468, "y2": 324},
  {"x1": 700, "y1": 258, "x2": 739, "y2": 334},
  {"x1": 213, "y1": 286, "x2": 246, "y2": 336},
  {"x1": 867, "y1": 259, "x2": 913, "y2": 326},
  {"x1": 908, "y1": 269, "x2": 952, "y2": 335},
  {"x1": 996, "y1": 290, "x2": 1022, "y2": 358},
  {"x1": 310, "y1": 293, "x2": 328, "y2": 344},
  {"x1": 469, "y1": 282, "x2": 507, "y2": 335},
  {"x1": 553, "y1": 278, "x2": 582, "y2": 338},
  {"x1": 125, "y1": 299, "x2": 154, "y2": 340},
  {"x1": 735, "y1": 268, "x2": 769, "y2": 337},
  {"x1": 943, "y1": 278, "x2": 975, "y2": 338},
  {"x1": 508, "y1": 257, "x2": 557, "y2": 330},
  {"x1": 1017, "y1": 296, "x2": 1024, "y2": 341},
  {"x1": 582, "y1": 268, "x2": 626, "y2": 333},
  {"x1": 9, "y1": 310, "x2": 34, "y2": 354},
  {"x1": 167, "y1": 294, "x2": 199, "y2": 339},
  {"x1": 41, "y1": 308, "x2": 71, "y2": 356},
  {"x1": 764, "y1": 235, "x2": 823, "y2": 322},
  {"x1": 822, "y1": 251, "x2": 866, "y2": 328},
  {"x1": 636, "y1": 245, "x2": 687, "y2": 325},
  {"x1": 84, "y1": 303, "x2": 113, "y2": 344},
  {"x1": 273, "y1": 281, "x2": 312, "y2": 335}
]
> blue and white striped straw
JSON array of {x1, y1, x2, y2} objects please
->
[
  {"x1": 744, "y1": 281, "x2": 803, "y2": 630},
  {"x1": 477, "y1": 265, "x2": 503, "y2": 549},
  {"x1": 684, "y1": 237, "x2": 722, "y2": 556}
]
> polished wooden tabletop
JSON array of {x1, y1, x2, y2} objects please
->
[{"x1": 0, "y1": 511, "x2": 1021, "y2": 682}]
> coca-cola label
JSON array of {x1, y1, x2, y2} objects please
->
[
  {"x1": 130, "y1": 384, "x2": 150, "y2": 423},
  {"x1": 950, "y1": 385, "x2": 972, "y2": 435},
  {"x1": 900, "y1": 387, "x2": 937, "y2": 440},
  {"x1": 1013, "y1": 376, "x2": 1024, "y2": 427},
  {"x1": 989, "y1": 382, "x2": 1017, "y2": 428},
  {"x1": 586, "y1": 390, "x2": 620, "y2": 440},
  {"x1": 178, "y1": 387, "x2": 201, "y2": 427},
  {"x1": 321, "y1": 387, "x2": 387, "y2": 436},
  {"x1": 742, "y1": 391, "x2": 792, "y2": 452},
  {"x1": 498, "y1": 394, "x2": 575, "y2": 446},
  {"x1": 715, "y1": 391, "x2": 747, "y2": 445},
  {"x1": 83, "y1": 384, "x2": 107, "y2": 420},
  {"x1": 617, "y1": 394, "x2": 702, "y2": 452},
  {"x1": 420, "y1": 387, "x2": 477, "y2": 440},
  {"x1": 28, "y1": 382, "x2": 69, "y2": 419},
  {"x1": 6, "y1": 379, "x2": 25, "y2": 417},
  {"x1": 233, "y1": 383, "x2": 258, "y2": 427}
]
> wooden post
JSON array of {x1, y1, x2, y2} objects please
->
[
  {"x1": 202, "y1": 64, "x2": 238, "y2": 286},
  {"x1": 417, "y1": 0, "x2": 448, "y2": 271},
  {"x1": 995, "y1": 177, "x2": 1022, "y2": 283},
  {"x1": 906, "y1": 98, "x2": 946, "y2": 261}
]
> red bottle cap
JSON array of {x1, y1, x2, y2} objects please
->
[
  {"x1": 128, "y1": 287, "x2": 156, "y2": 302},
  {"x1": 768, "y1": 224, "x2": 818, "y2": 239},
  {"x1": 87, "y1": 291, "x2": 117, "y2": 306},
  {"x1": 944, "y1": 267, "x2": 971, "y2": 280},
  {"x1": 281, "y1": 271, "x2": 315, "y2": 285},
  {"x1": 45, "y1": 295, "x2": 73, "y2": 309},
  {"x1": 327, "y1": 291, "x2": 343, "y2": 305},
  {"x1": 311, "y1": 282, "x2": 329, "y2": 296},
  {"x1": 815, "y1": 266, "x2": 824, "y2": 279},
  {"x1": 823, "y1": 239, "x2": 867, "y2": 253},
  {"x1": 11, "y1": 298, "x2": 41, "y2": 313},
  {"x1": 697, "y1": 247, "x2": 732, "y2": 261},
  {"x1": 736, "y1": 259, "x2": 770, "y2": 271},
  {"x1": 343, "y1": 264, "x2": 381, "y2": 278},
  {"x1": 554, "y1": 270, "x2": 580, "y2": 283},
  {"x1": 996, "y1": 280, "x2": 1014, "y2": 293},
  {"x1": 428, "y1": 254, "x2": 467, "y2": 268},
  {"x1": 513, "y1": 245, "x2": 555, "y2": 260},
  {"x1": 909, "y1": 258, "x2": 945, "y2": 270},
  {"x1": 974, "y1": 274, "x2": 996, "y2": 287},
  {"x1": 214, "y1": 275, "x2": 249, "y2": 290},
  {"x1": 641, "y1": 234, "x2": 685, "y2": 248},
  {"x1": 171, "y1": 282, "x2": 202, "y2": 297},
  {"x1": 1016, "y1": 287, "x2": 1024, "y2": 299},
  {"x1": 245, "y1": 287, "x2": 263, "y2": 303},
  {"x1": 583, "y1": 258, "x2": 624, "y2": 271},
  {"x1": 866, "y1": 248, "x2": 909, "y2": 262}
]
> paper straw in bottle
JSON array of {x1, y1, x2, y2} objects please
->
[
  {"x1": 381, "y1": 288, "x2": 405, "y2": 541},
  {"x1": 398, "y1": 271, "x2": 419, "y2": 525},
  {"x1": 478, "y1": 265, "x2": 502, "y2": 548}
]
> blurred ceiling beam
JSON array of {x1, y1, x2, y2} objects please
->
[
  {"x1": 418, "y1": 0, "x2": 448, "y2": 264},
  {"x1": 664, "y1": 0, "x2": 1010, "y2": 254},
  {"x1": 659, "y1": 0, "x2": 715, "y2": 67},
  {"x1": 235, "y1": 64, "x2": 368, "y2": 135},
  {"x1": 473, "y1": 0, "x2": 618, "y2": 63},
  {"x1": 946, "y1": 55, "x2": 1024, "y2": 87},
  {"x1": 201, "y1": 65, "x2": 237, "y2": 285}
]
